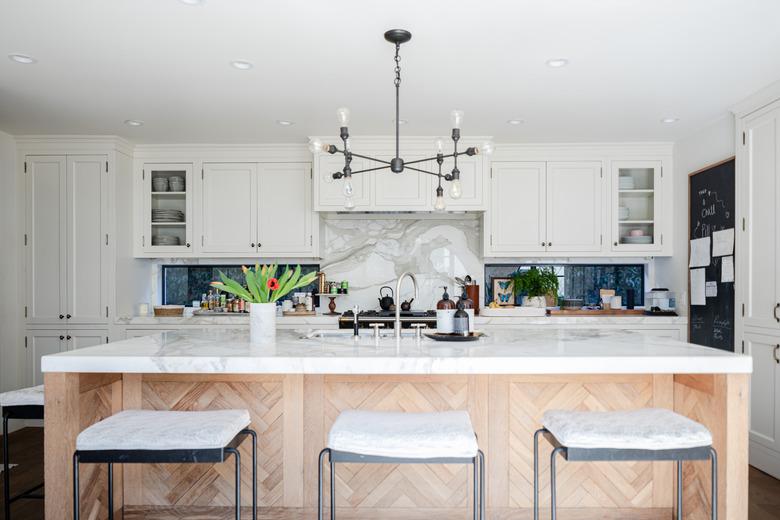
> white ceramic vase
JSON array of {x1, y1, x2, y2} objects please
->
[
  {"x1": 522, "y1": 295, "x2": 547, "y2": 308},
  {"x1": 249, "y1": 302, "x2": 276, "y2": 343}
]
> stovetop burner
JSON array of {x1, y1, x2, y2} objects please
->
[{"x1": 342, "y1": 309, "x2": 436, "y2": 318}]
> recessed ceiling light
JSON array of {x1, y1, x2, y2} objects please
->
[
  {"x1": 124, "y1": 119, "x2": 144, "y2": 127},
  {"x1": 178, "y1": 0, "x2": 205, "y2": 5},
  {"x1": 276, "y1": 120, "x2": 295, "y2": 126},
  {"x1": 230, "y1": 60, "x2": 253, "y2": 70},
  {"x1": 506, "y1": 119, "x2": 525, "y2": 125},
  {"x1": 8, "y1": 54, "x2": 36, "y2": 64},
  {"x1": 661, "y1": 117, "x2": 679, "y2": 124},
  {"x1": 546, "y1": 58, "x2": 569, "y2": 68}
]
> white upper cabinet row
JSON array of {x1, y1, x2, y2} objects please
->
[
  {"x1": 25, "y1": 155, "x2": 110, "y2": 324},
  {"x1": 485, "y1": 159, "x2": 670, "y2": 257},
  {"x1": 136, "y1": 162, "x2": 317, "y2": 258},
  {"x1": 313, "y1": 152, "x2": 486, "y2": 211}
]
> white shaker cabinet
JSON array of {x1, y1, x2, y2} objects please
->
[
  {"x1": 27, "y1": 329, "x2": 107, "y2": 386},
  {"x1": 744, "y1": 331, "x2": 780, "y2": 477},
  {"x1": 610, "y1": 161, "x2": 664, "y2": 253},
  {"x1": 546, "y1": 161, "x2": 603, "y2": 253},
  {"x1": 141, "y1": 163, "x2": 194, "y2": 255},
  {"x1": 198, "y1": 162, "x2": 316, "y2": 257},
  {"x1": 314, "y1": 153, "x2": 370, "y2": 210},
  {"x1": 488, "y1": 162, "x2": 547, "y2": 253},
  {"x1": 25, "y1": 155, "x2": 109, "y2": 325},
  {"x1": 429, "y1": 153, "x2": 486, "y2": 210},
  {"x1": 257, "y1": 163, "x2": 314, "y2": 255},
  {"x1": 200, "y1": 163, "x2": 257, "y2": 255}
]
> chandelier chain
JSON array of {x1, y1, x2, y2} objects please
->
[{"x1": 394, "y1": 44, "x2": 402, "y2": 87}]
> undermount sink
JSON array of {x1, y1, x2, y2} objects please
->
[{"x1": 302, "y1": 329, "x2": 422, "y2": 339}]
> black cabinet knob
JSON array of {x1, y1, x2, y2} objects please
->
[
  {"x1": 186, "y1": 243, "x2": 191, "y2": 248},
  {"x1": 614, "y1": 242, "x2": 618, "y2": 247},
  {"x1": 66, "y1": 314, "x2": 71, "y2": 319},
  {"x1": 258, "y1": 243, "x2": 262, "y2": 248},
  {"x1": 251, "y1": 243, "x2": 255, "y2": 248},
  {"x1": 541, "y1": 242, "x2": 545, "y2": 247},
  {"x1": 548, "y1": 243, "x2": 552, "y2": 247},
  {"x1": 66, "y1": 335, "x2": 72, "y2": 340},
  {"x1": 59, "y1": 335, "x2": 65, "y2": 340},
  {"x1": 59, "y1": 314, "x2": 64, "y2": 320}
]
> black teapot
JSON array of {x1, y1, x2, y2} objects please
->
[{"x1": 378, "y1": 286, "x2": 395, "y2": 311}]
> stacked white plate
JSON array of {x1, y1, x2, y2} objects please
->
[
  {"x1": 152, "y1": 209, "x2": 185, "y2": 222},
  {"x1": 168, "y1": 176, "x2": 185, "y2": 191},
  {"x1": 152, "y1": 177, "x2": 169, "y2": 192},
  {"x1": 618, "y1": 176, "x2": 635, "y2": 190},
  {"x1": 151, "y1": 235, "x2": 181, "y2": 246},
  {"x1": 622, "y1": 235, "x2": 653, "y2": 244}
]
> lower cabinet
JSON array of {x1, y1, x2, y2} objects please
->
[
  {"x1": 744, "y1": 329, "x2": 780, "y2": 478},
  {"x1": 27, "y1": 329, "x2": 108, "y2": 386}
]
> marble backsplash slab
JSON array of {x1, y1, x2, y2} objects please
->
[{"x1": 320, "y1": 215, "x2": 483, "y2": 311}]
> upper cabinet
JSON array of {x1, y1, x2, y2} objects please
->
[
  {"x1": 141, "y1": 163, "x2": 194, "y2": 255},
  {"x1": 26, "y1": 155, "x2": 109, "y2": 325},
  {"x1": 313, "y1": 146, "x2": 488, "y2": 211},
  {"x1": 610, "y1": 161, "x2": 664, "y2": 253},
  {"x1": 487, "y1": 161, "x2": 604, "y2": 256},
  {"x1": 135, "y1": 159, "x2": 317, "y2": 258}
]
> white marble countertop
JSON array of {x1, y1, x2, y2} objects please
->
[
  {"x1": 117, "y1": 314, "x2": 686, "y2": 326},
  {"x1": 43, "y1": 328, "x2": 749, "y2": 375}
]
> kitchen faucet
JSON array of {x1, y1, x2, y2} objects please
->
[{"x1": 394, "y1": 272, "x2": 419, "y2": 338}]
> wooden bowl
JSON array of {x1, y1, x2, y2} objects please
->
[{"x1": 153, "y1": 305, "x2": 184, "y2": 317}]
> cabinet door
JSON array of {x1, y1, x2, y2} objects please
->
[
  {"x1": 431, "y1": 153, "x2": 485, "y2": 210},
  {"x1": 373, "y1": 155, "x2": 430, "y2": 210},
  {"x1": 314, "y1": 153, "x2": 370, "y2": 209},
  {"x1": 257, "y1": 163, "x2": 313, "y2": 255},
  {"x1": 25, "y1": 156, "x2": 67, "y2": 325},
  {"x1": 68, "y1": 329, "x2": 108, "y2": 350},
  {"x1": 745, "y1": 331, "x2": 780, "y2": 457},
  {"x1": 142, "y1": 163, "x2": 193, "y2": 254},
  {"x1": 546, "y1": 161, "x2": 603, "y2": 252},
  {"x1": 66, "y1": 156, "x2": 108, "y2": 324},
  {"x1": 27, "y1": 330, "x2": 65, "y2": 386},
  {"x1": 611, "y1": 161, "x2": 663, "y2": 252},
  {"x1": 489, "y1": 162, "x2": 546, "y2": 253},
  {"x1": 200, "y1": 163, "x2": 257, "y2": 254},
  {"x1": 743, "y1": 109, "x2": 780, "y2": 330}
]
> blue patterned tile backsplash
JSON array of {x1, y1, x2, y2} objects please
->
[
  {"x1": 162, "y1": 264, "x2": 320, "y2": 305},
  {"x1": 484, "y1": 264, "x2": 645, "y2": 307}
]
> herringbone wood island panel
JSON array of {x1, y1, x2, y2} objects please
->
[{"x1": 43, "y1": 372, "x2": 748, "y2": 520}]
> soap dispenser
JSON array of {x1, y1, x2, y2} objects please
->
[
  {"x1": 452, "y1": 300, "x2": 470, "y2": 336},
  {"x1": 458, "y1": 288, "x2": 475, "y2": 333},
  {"x1": 436, "y1": 286, "x2": 456, "y2": 333}
]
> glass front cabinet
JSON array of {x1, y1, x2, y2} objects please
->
[
  {"x1": 611, "y1": 160, "x2": 664, "y2": 253},
  {"x1": 141, "y1": 163, "x2": 194, "y2": 255}
]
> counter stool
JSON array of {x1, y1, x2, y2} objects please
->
[
  {"x1": 72, "y1": 409, "x2": 257, "y2": 520},
  {"x1": 318, "y1": 410, "x2": 485, "y2": 520},
  {"x1": 1, "y1": 384, "x2": 45, "y2": 520},
  {"x1": 533, "y1": 408, "x2": 717, "y2": 520}
]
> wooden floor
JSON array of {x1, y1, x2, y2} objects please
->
[{"x1": 2, "y1": 427, "x2": 779, "y2": 519}]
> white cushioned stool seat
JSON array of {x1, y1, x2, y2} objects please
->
[
  {"x1": 542, "y1": 408, "x2": 713, "y2": 451},
  {"x1": 0, "y1": 385, "x2": 44, "y2": 407},
  {"x1": 328, "y1": 410, "x2": 479, "y2": 459},
  {"x1": 76, "y1": 409, "x2": 251, "y2": 451}
]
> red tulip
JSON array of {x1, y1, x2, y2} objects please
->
[{"x1": 267, "y1": 278, "x2": 280, "y2": 291}]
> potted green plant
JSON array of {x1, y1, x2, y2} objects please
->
[
  {"x1": 211, "y1": 264, "x2": 317, "y2": 343},
  {"x1": 511, "y1": 267, "x2": 559, "y2": 308}
]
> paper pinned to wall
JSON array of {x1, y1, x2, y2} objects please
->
[
  {"x1": 690, "y1": 268, "x2": 706, "y2": 306},
  {"x1": 705, "y1": 281, "x2": 718, "y2": 298},
  {"x1": 712, "y1": 228, "x2": 734, "y2": 257},
  {"x1": 721, "y1": 255, "x2": 735, "y2": 283},
  {"x1": 689, "y1": 236, "x2": 711, "y2": 267}
]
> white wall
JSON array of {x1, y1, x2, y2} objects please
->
[
  {"x1": 0, "y1": 130, "x2": 21, "y2": 393},
  {"x1": 655, "y1": 115, "x2": 735, "y2": 318}
]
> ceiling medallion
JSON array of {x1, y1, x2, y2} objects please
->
[{"x1": 309, "y1": 29, "x2": 494, "y2": 210}]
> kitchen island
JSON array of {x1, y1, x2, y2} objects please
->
[{"x1": 42, "y1": 328, "x2": 751, "y2": 520}]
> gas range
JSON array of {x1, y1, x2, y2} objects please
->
[{"x1": 339, "y1": 309, "x2": 437, "y2": 329}]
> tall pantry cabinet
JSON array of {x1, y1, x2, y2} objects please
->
[
  {"x1": 21, "y1": 144, "x2": 118, "y2": 387},
  {"x1": 736, "y1": 92, "x2": 780, "y2": 479}
]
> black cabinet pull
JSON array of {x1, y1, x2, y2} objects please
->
[
  {"x1": 548, "y1": 242, "x2": 552, "y2": 247},
  {"x1": 59, "y1": 314, "x2": 64, "y2": 320},
  {"x1": 774, "y1": 303, "x2": 779, "y2": 322},
  {"x1": 186, "y1": 243, "x2": 191, "y2": 248},
  {"x1": 59, "y1": 335, "x2": 65, "y2": 340},
  {"x1": 251, "y1": 243, "x2": 255, "y2": 248},
  {"x1": 66, "y1": 335, "x2": 72, "y2": 340},
  {"x1": 614, "y1": 242, "x2": 618, "y2": 247},
  {"x1": 541, "y1": 242, "x2": 545, "y2": 247},
  {"x1": 258, "y1": 243, "x2": 262, "y2": 248},
  {"x1": 774, "y1": 344, "x2": 780, "y2": 364},
  {"x1": 66, "y1": 314, "x2": 71, "y2": 319}
]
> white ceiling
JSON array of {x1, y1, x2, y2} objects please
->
[{"x1": 1, "y1": 0, "x2": 780, "y2": 144}]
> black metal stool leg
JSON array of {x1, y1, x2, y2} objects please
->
[
  {"x1": 677, "y1": 460, "x2": 683, "y2": 520},
  {"x1": 478, "y1": 449, "x2": 485, "y2": 520},
  {"x1": 240, "y1": 429, "x2": 257, "y2": 520},
  {"x1": 225, "y1": 448, "x2": 241, "y2": 520},
  {"x1": 3, "y1": 415, "x2": 10, "y2": 520},
  {"x1": 533, "y1": 428, "x2": 545, "y2": 520},
  {"x1": 330, "y1": 452, "x2": 336, "y2": 520},
  {"x1": 72, "y1": 453, "x2": 80, "y2": 520},
  {"x1": 107, "y1": 463, "x2": 114, "y2": 520},
  {"x1": 550, "y1": 447, "x2": 564, "y2": 520},
  {"x1": 710, "y1": 447, "x2": 718, "y2": 520},
  {"x1": 317, "y1": 449, "x2": 329, "y2": 520},
  {"x1": 472, "y1": 455, "x2": 478, "y2": 520}
]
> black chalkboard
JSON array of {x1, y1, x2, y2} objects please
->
[{"x1": 688, "y1": 158, "x2": 735, "y2": 351}]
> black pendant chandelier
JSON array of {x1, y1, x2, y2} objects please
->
[{"x1": 309, "y1": 29, "x2": 494, "y2": 210}]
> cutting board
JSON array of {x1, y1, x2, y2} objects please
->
[
  {"x1": 548, "y1": 309, "x2": 645, "y2": 316},
  {"x1": 480, "y1": 307, "x2": 547, "y2": 317}
]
